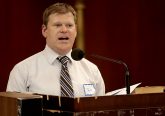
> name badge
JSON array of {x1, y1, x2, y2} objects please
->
[{"x1": 83, "y1": 84, "x2": 95, "y2": 96}]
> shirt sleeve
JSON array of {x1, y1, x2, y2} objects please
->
[
  {"x1": 93, "y1": 66, "x2": 106, "y2": 96},
  {"x1": 6, "y1": 64, "x2": 28, "y2": 92}
]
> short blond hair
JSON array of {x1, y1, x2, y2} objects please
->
[{"x1": 43, "y1": 3, "x2": 77, "y2": 26}]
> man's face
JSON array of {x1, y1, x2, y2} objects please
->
[{"x1": 42, "y1": 12, "x2": 77, "y2": 55}]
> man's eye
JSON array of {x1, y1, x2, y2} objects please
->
[
  {"x1": 55, "y1": 24, "x2": 62, "y2": 27},
  {"x1": 67, "y1": 24, "x2": 73, "y2": 27}
]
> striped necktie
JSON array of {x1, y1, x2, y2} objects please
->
[{"x1": 58, "y1": 56, "x2": 74, "y2": 97}]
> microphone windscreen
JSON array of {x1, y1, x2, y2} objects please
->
[{"x1": 71, "y1": 48, "x2": 85, "y2": 61}]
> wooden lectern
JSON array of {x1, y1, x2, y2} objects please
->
[
  {"x1": 0, "y1": 92, "x2": 42, "y2": 116},
  {"x1": 0, "y1": 92, "x2": 165, "y2": 116},
  {"x1": 42, "y1": 92, "x2": 165, "y2": 116}
]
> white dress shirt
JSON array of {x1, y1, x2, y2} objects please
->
[{"x1": 6, "y1": 45, "x2": 105, "y2": 97}]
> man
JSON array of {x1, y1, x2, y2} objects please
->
[{"x1": 6, "y1": 2, "x2": 105, "y2": 97}]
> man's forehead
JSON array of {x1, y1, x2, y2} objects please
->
[
  {"x1": 48, "y1": 13, "x2": 75, "y2": 23},
  {"x1": 50, "y1": 12, "x2": 74, "y2": 17}
]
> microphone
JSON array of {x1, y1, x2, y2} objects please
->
[
  {"x1": 71, "y1": 48, "x2": 130, "y2": 94},
  {"x1": 71, "y1": 48, "x2": 85, "y2": 61},
  {"x1": 91, "y1": 54, "x2": 130, "y2": 94}
]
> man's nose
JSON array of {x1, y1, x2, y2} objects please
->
[{"x1": 60, "y1": 25, "x2": 67, "y2": 33}]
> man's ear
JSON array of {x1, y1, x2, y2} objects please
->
[
  {"x1": 75, "y1": 24, "x2": 78, "y2": 35},
  {"x1": 42, "y1": 24, "x2": 47, "y2": 38}
]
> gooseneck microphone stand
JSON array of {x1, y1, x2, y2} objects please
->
[{"x1": 92, "y1": 54, "x2": 131, "y2": 94}]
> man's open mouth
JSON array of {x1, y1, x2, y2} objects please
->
[{"x1": 58, "y1": 37, "x2": 69, "y2": 40}]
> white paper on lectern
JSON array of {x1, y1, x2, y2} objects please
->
[{"x1": 105, "y1": 82, "x2": 141, "y2": 96}]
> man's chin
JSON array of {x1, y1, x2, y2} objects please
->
[{"x1": 57, "y1": 47, "x2": 72, "y2": 55}]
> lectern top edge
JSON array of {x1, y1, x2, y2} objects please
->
[{"x1": 0, "y1": 92, "x2": 42, "y2": 99}]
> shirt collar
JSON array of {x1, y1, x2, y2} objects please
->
[{"x1": 43, "y1": 45, "x2": 74, "y2": 65}]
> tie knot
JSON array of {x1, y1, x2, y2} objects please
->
[{"x1": 58, "y1": 56, "x2": 69, "y2": 65}]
